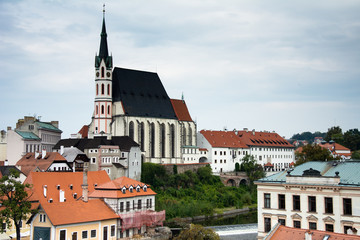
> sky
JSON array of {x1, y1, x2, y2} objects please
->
[{"x1": 1, "y1": 0, "x2": 360, "y2": 139}]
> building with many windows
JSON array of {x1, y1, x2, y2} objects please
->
[
  {"x1": 256, "y1": 161, "x2": 360, "y2": 239},
  {"x1": 197, "y1": 129, "x2": 295, "y2": 173},
  {"x1": 86, "y1": 12, "x2": 198, "y2": 165}
]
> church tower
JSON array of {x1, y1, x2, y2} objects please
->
[{"x1": 93, "y1": 7, "x2": 113, "y2": 135}]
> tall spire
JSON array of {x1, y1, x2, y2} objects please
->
[{"x1": 99, "y1": 4, "x2": 109, "y2": 60}]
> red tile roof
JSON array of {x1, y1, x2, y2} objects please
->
[
  {"x1": 200, "y1": 130, "x2": 249, "y2": 148},
  {"x1": 319, "y1": 142, "x2": 350, "y2": 152},
  {"x1": 266, "y1": 225, "x2": 360, "y2": 240},
  {"x1": 89, "y1": 176, "x2": 156, "y2": 199},
  {"x1": 16, "y1": 152, "x2": 67, "y2": 176},
  {"x1": 78, "y1": 125, "x2": 89, "y2": 138},
  {"x1": 199, "y1": 148, "x2": 208, "y2": 152},
  {"x1": 237, "y1": 130, "x2": 294, "y2": 148},
  {"x1": 170, "y1": 99, "x2": 193, "y2": 122},
  {"x1": 40, "y1": 199, "x2": 118, "y2": 226},
  {"x1": 24, "y1": 171, "x2": 111, "y2": 204}
]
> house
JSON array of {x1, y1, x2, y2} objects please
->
[
  {"x1": 264, "y1": 224, "x2": 360, "y2": 239},
  {"x1": 6, "y1": 116, "x2": 62, "y2": 165},
  {"x1": 85, "y1": 11, "x2": 198, "y2": 165},
  {"x1": 59, "y1": 146, "x2": 89, "y2": 172},
  {"x1": 197, "y1": 129, "x2": 295, "y2": 173},
  {"x1": 16, "y1": 150, "x2": 72, "y2": 176},
  {"x1": 53, "y1": 136, "x2": 141, "y2": 180},
  {"x1": 256, "y1": 161, "x2": 360, "y2": 239},
  {"x1": 319, "y1": 141, "x2": 352, "y2": 159},
  {"x1": 89, "y1": 176, "x2": 165, "y2": 238}
]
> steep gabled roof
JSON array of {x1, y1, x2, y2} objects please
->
[
  {"x1": 89, "y1": 176, "x2": 156, "y2": 199},
  {"x1": 237, "y1": 130, "x2": 294, "y2": 148},
  {"x1": 170, "y1": 99, "x2": 193, "y2": 122},
  {"x1": 40, "y1": 199, "x2": 118, "y2": 226},
  {"x1": 199, "y1": 130, "x2": 248, "y2": 149},
  {"x1": 112, "y1": 67, "x2": 177, "y2": 119},
  {"x1": 24, "y1": 171, "x2": 111, "y2": 204},
  {"x1": 16, "y1": 152, "x2": 67, "y2": 176}
]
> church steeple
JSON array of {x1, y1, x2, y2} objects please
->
[{"x1": 95, "y1": 5, "x2": 112, "y2": 68}]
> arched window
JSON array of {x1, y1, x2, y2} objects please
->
[
  {"x1": 170, "y1": 124, "x2": 175, "y2": 158},
  {"x1": 107, "y1": 84, "x2": 110, "y2": 95},
  {"x1": 182, "y1": 127, "x2": 186, "y2": 146},
  {"x1": 101, "y1": 84, "x2": 104, "y2": 95},
  {"x1": 129, "y1": 121, "x2": 134, "y2": 140},
  {"x1": 161, "y1": 124, "x2": 165, "y2": 158},
  {"x1": 150, "y1": 123, "x2": 155, "y2": 158},
  {"x1": 107, "y1": 105, "x2": 110, "y2": 115},
  {"x1": 140, "y1": 123, "x2": 144, "y2": 151},
  {"x1": 101, "y1": 67, "x2": 104, "y2": 78},
  {"x1": 96, "y1": 105, "x2": 98, "y2": 115},
  {"x1": 101, "y1": 105, "x2": 104, "y2": 114},
  {"x1": 188, "y1": 126, "x2": 192, "y2": 146},
  {"x1": 96, "y1": 84, "x2": 99, "y2": 95}
]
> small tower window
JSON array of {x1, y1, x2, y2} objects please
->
[
  {"x1": 101, "y1": 84, "x2": 104, "y2": 95},
  {"x1": 101, "y1": 105, "x2": 104, "y2": 114},
  {"x1": 101, "y1": 67, "x2": 104, "y2": 78},
  {"x1": 107, "y1": 84, "x2": 110, "y2": 95},
  {"x1": 96, "y1": 84, "x2": 99, "y2": 95},
  {"x1": 96, "y1": 106, "x2": 98, "y2": 115},
  {"x1": 107, "y1": 105, "x2": 110, "y2": 115}
]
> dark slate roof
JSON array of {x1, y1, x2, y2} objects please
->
[
  {"x1": 112, "y1": 67, "x2": 178, "y2": 119},
  {"x1": 0, "y1": 166, "x2": 23, "y2": 177},
  {"x1": 54, "y1": 136, "x2": 139, "y2": 152}
]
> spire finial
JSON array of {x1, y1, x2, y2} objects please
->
[
  {"x1": 103, "y1": 4, "x2": 105, "y2": 17},
  {"x1": 181, "y1": 92, "x2": 184, "y2": 101}
]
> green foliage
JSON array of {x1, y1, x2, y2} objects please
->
[
  {"x1": 173, "y1": 165, "x2": 178, "y2": 174},
  {"x1": 141, "y1": 162, "x2": 167, "y2": 188},
  {"x1": 343, "y1": 129, "x2": 360, "y2": 151},
  {"x1": 291, "y1": 131, "x2": 326, "y2": 143},
  {"x1": 295, "y1": 144, "x2": 336, "y2": 165},
  {"x1": 240, "y1": 155, "x2": 265, "y2": 184},
  {"x1": 352, "y1": 150, "x2": 360, "y2": 160},
  {"x1": 325, "y1": 126, "x2": 343, "y2": 143},
  {"x1": 235, "y1": 162, "x2": 240, "y2": 172},
  {"x1": 174, "y1": 224, "x2": 220, "y2": 240},
  {"x1": 0, "y1": 169, "x2": 37, "y2": 240}
]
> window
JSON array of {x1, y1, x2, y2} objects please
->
[
  {"x1": 60, "y1": 230, "x2": 66, "y2": 240},
  {"x1": 39, "y1": 213, "x2": 46, "y2": 223},
  {"x1": 293, "y1": 220, "x2": 301, "y2": 228},
  {"x1": 110, "y1": 225, "x2": 115, "y2": 237},
  {"x1": 325, "y1": 224, "x2": 334, "y2": 232},
  {"x1": 120, "y1": 202, "x2": 124, "y2": 212},
  {"x1": 344, "y1": 226, "x2": 353, "y2": 234},
  {"x1": 215, "y1": 151, "x2": 217, "y2": 155},
  {"x1": 264, "y1": 193, "x2": 271, "y2": 208},
  {"x1": 293, "y1": 195, "x2": 300, "y2": 211},
  {"x1": 264, "y1": 217, "x2": 271, "y2": 232},
  {"x1": 149, "y1": 199, "x2": 152, "y2": 208},
  {"x1": 101, "y1": 83, "x2": 104, "y2": 95},
  {"x1": 308, "y1": 196, "x2": 316, "y2": 212},
  {"x1": 72, "y1": 232, "x2": 78, "y2": 240},
  {"x1": 309, "y1": 222, "x2": 317, "y2": 230},
  {"x1": 126, "y1": 201, "x2": 130, "y2": 212},
  {"x1": 278, "y1": 219, "x2": 285, "y2": 226},
  {"x1": 90, "y1": 230, "x2": 96, "y2": 238},
  {"x1": 278, "y1": 194, "x2": 285, "y2": 209},
  {"x1": 343, "y1": 198, "x2": 352, "y2": 215},
  {"x1": 107, "y1": 84, "x2": 110, "y2": 95},
  {"x1": 91, "y1": 157, "x2": 96, "y2": 164},
  {"x1": 82, "y1": 230, "x2": 88, "y2": 239},
  {"x1": 101, "y1": 105, "x2": 104, "y2": 114},
  {"x1": 325, "y1": 197, "x2": 333, "y2": 214},
  {"x1": 107, "y1": 105, "x2": 110, "y2": 115},
  {"x1": 138, "y1": 199, "x2": 142, "y2": 210},
  {"x1": 96, "y1": 84, "x2": 99, "y2": 95},
  {"x1": 101, "y1": 67, "x2": 104, "y2": 78}
]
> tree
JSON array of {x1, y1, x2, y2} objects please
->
[
  {"x1": 174, "y1": 224, "x2": 220, "y2": 240},
  {"x1": 240, "y1": 155, "x2": 265, "y2": 184},
  {"x1": 295, "y1": 144, "x2": 336, "y2": 166},
  {"x1": 235, "y1": 162, "x2": 240, "y2": 172},
  {"x1": 325, "y1": 126, "x2": 343, "y2": 143},
  {"x1": 343, "y1": 129, "x2": 360, "y2": 151},
  {"x1": 0, "y1": 169, "x2": 37, "y2": 240},
  {"x1": 352, "y1": 151, "x2": 360, "y2": 160}
]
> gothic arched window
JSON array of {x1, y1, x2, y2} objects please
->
[
  {"x1": 101, "y1": 105, "x2": 104, "y2": 114},
  {"x1": 101, "y1": 67, "x2": 104, "y2": 78},
  {"x1": 101, "y1": 84, "x2": 104, "y2": 95},
  {"x1": 170, "y1": 124, "x2": 175, "y2": 158},
  {"x1": 107, "y1": 84, "x2": 110, "y2": 95},
  {"x1": 107, "y1": 105, "x2": 110, "y2": 115},
  {"x1": 150, "y1": 123, "x2": 155, "y2": 158},
  {"x1": 96, "y1": 105, "x2": 98, "y2": 115},
  {"x1": 188, "y1": 126, "x2": 192, "y2": 146},
  {"x1": 161, "y1": 124, "x2": 165, "y2": 158},
  {"x1": 129, "y1": 121, "x2": 134, "y2": 140},
  {"x1": 96, "y1": 84, "x2": 99, "y2": 95}
]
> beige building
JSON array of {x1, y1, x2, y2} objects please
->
[{"x1": 256, "y1": 161, "x2": 360, "y2": 239}]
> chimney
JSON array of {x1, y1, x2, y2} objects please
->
[
  {"x1": 4, "y1": 160, "x2": 8, "y2": 166},
  {"x1": 35, "y1": 152, "x2": 40, "y2": 159},
  {"x1": 305, "y1": 231, "x2": 312, "y2": 240},
  {"x1": 7, "y1": 126, "x2": 11, "y2": 131},
  {"x1": 252, "y1": 129, "x2": 255, "y2": 136},
  {"x1": 42, "y1": 149, "x2": 46, "y2": 159},
  {"x1": 59, "y1": 189, "x2": 65, "y2": 202},
  {"x1": 82, "y1": 162, "x2": 89, "y2": 202},
  {"x1": 60, "y1": 146, "x2": 64, "y2": 155},
  {"x1": 51, "y1": 121, "x2": 59, "y2": 128}
]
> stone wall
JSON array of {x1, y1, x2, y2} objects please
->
[{"x1": 163, "y1": 163, "x2": 209, "y2": 175}]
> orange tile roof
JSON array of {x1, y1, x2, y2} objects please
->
[
  {"x1": 199, "y1": 148, "x2": 208, "y2": 152},
  {"x1": 319, "y1": 142, "x2": 350, "y2": 152},
  {"x1": 89, "y1": 176, "x2": 156, "y2": 199},
  {"x1": 16, "y1": 152, "x2": 67, "y2": 176},
  {"x1": 40, "y1": 199, "x2": 118, "y2": 226},
  {"x1": 267, "y1": 225, "x2": 360, "y2": 240},
  {"x1": 237, "y1": 130, "x2": 294, "y2": 148},
  {"x1": 78, "y1": 125, "x2": 89, "y2": 138},
  {"x1": 200, "y1": 130, "x2": 249, "y2": 148},
  {"x1": 24, "y1": 171, "x2": 111, "y2": 204},
  {"x1": 170, "y1": 99, "x2": 193, "y2": 121}
]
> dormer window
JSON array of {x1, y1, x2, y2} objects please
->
[
  {"x1": 43, "y1": 185, "x2": 47, "y2": 198},
  {"x1": 136, "y1": 186, "x2": 140, "y2": 192},
  {"x1": 122, "y1": 187, "x2": 126, "y2": 194},
  {"x1": 73, "y1": 193, "x2": 77, "y2": 199},
  {"x1": 57, "y1": 185, "x2": 60, "y2": 190},
  {"x1": 48, "y1": 199, "x2": 53, "y2": 203},
  {"x1": 69, "y1": 184, "x2": 73, "y2": 190},
  {"x1": 143, "y1": 185, "x2": 147, "y2": 192},
  {"x1": 129, "y1": 186, "x2": 133, "y2": 193}
]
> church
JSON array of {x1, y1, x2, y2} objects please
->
[{"x1": 87, "y1": 11, "x2": 198, "y2": 164}]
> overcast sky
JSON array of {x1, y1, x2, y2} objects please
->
[{"x1": 1, "y1": 0, "x2": 360, "y2": 139}]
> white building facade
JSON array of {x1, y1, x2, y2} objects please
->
[{"x1": 256, "y1": 161, "x2": 360, "y2": 239}]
